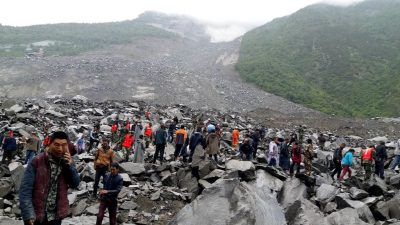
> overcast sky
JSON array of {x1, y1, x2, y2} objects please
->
[{"x1": 0, "y1": 0, "x2": 364, "y2": 42}]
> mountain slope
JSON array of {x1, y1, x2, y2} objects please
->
[
  {"x1": 236, "y1": 0, "x2": 400, "y2": 117},
  {"x1": 0, "y1": 18, "x2": 175, "y2": 57}
]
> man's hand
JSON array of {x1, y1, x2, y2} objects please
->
[
  {"x1": 63, "y1": 151, "x2": 72, "y2": 165},
  {"x1": 99, "y1": 189, "x2": 108, "y2": 195},
  {"x1": 24, "y1": 219, "x2": 35, "y2": 225}
]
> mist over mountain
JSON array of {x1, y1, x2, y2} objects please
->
[{"x1": 237, "y1": 0, "x2": 400, "y2": 117}]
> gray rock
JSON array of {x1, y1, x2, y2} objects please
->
[
  {"x1": 45, "y1": 109, "x2": 66, "y2": 118},
  {"x1": 85, "y1": 203, "x2": 100, "y2": 215},
  {"x1": 285, "y1": 199, "x2": 327, "y2": 225},
  {"x1": 0, "y1": 178, "x2": 13, "y2": 198},
  {"x1": 373, "y1": 194, "x2": 400, "y2": 220},
  {"x1": 256, "y1": 164, "x2": 287, "y2": 181},
  {"x1": 198, "y1": 179, "x2": 212, "y2": 189},
  {"x1": 71, "y1": 199, "x2": 87, "y2": 216},
  {"x1": 390, "y1": 174, "x2": 400, "y2": 188},
  {"x1": 0, "y1": 217, "x2": 23, "y2": 225},
  {"x1": 225, "y1": 160, "x2": 256, "y2": 181},
  {"x1": 120, "y1": 201, "x2": 138, "y2": 210},
  {"x1": 326, "y1": 208, "x2": 369, "y2": 225},
  {"x1": 202, "y1": 169, "x2": 225, "y2": 183},
  {"x1": 120, "y1": 162, "x2": 146, "y2": 176},
  {"x1": 198, "y1": 160, "x2": 212, "y2": 179},
  {"x1": 63, "y1": 215, "x2": 97, "y2": 225},
  {"x1": 349, "y1": 187, "x2": 369, "y2": 200},
  {"x1": 279, "y1": 178, "x2": 308, "y2": 209},
  {"x1": 367, "y1": 177, "x2": 388, "y2": 196},
  {"x1": 169, "y1": 178, "x2": 286, "y2": 225},
  {"x1": 120, "y1": 173, "x2": 132, "y2": 184},
  {"x1": 151, "y1": 191, "x2": 161, "y2": 201},
  {"x1": 161, "y1": 173, "x2": 177, "y2": 187},
  {"x1": 10, "y1": 165, "x2": 24, "y2": 192},
  {"x1": 316, "y1": 184, "x2": 338, "y2": 204}
]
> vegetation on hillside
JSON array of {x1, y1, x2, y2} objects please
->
[
  {"x1": 0, "y1": 20, "x2": 175, "y2": 57},
  {"x1": 236, "y1": 0, "x2": 400, "y2": 117}
]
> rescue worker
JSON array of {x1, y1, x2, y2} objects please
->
[
  {"x1": 144, "y1": 123, "x2": 153, "y2": 148},
  {"x1": 111, "y1": 121, "x2": 118, "y2": 143},
  {"x1": 232, "y1": 127, "x2": 239, "y2": 150},
  {"x1": 361, "y1": 145, "x2": 375, "y2": 180},
  {"x1": 174, "y1": 125, "x2": 187, "y2": 160},
  {"x1": 121, "y1": 132, "x2": 134, "y2": 161}
]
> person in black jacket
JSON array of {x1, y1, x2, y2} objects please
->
[
  {"x1": 374, "y1": 142, "x2": 387, "y2": 179},
  {"x1": 96, "y1": 162, "x2": 123, "y2": 225},
  {"x1": 331, "y1": 143, "x2": 346, "y2": 180},
  {"x1": 2, "y1": 131, "x2": 17, "y2": 165}
]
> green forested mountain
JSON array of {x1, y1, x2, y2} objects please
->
[
  {"x1": 236, "y1": 0, "x2": 400, "y2": 117},
  {"x1": 0, "y1": 19, "x2": 175, "y2": 56}
]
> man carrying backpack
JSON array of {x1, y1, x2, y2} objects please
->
[{"x1": 331, "y1": 143, "x2": 346, "y2": 180}]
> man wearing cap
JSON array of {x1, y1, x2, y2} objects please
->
[
  {"x1": 24, "y1": 132, "x2": 41, "y2": 165},
  {"x1": 96, "y1": 162, "x2": 123, "y2": 225},
  {"x1": 19, "y1": 131, "x2": 80, "y2": 225}
]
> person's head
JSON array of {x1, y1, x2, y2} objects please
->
[
  {"x1": 369, "y1": 144, "x2": 375, "y2": 148},
  {"x1": 380, "y1": 141, "x2": 385, "y2": 146},
  {"x1": 243, "y1": 138, "x2": 249, "y2": 144},
  {"x1": 285, "y1": 138, "x2": 289, "y2": 143},
  {"x1": 293, "y1": 141, "x2": 299, "y2": 147},
  {"x1": 274, "y1": 137, "x2": 279, "y2": 143},
  {"x1": 102, "y1": 138, "x2": 110, "y2": 148},
  {"x1": 139, "y1": 134, "x2": 144, "y2": 139},
  {"x1": 307, "y1": 139, "x2": 312, "y2": 144},
  {"x1": 110, "y1": 162, "x2": 120, "y2": 175},
  {"x1": 196, "y1": 126, "x2": 202, "y2": 132},
  {"x1": 48, "y1": 131, "x2": 69, "y2": 158},
  {"x1": 340, "y1": 143, "x2": 346, "y2": 148},
  {"x1": 149, "y1": 123, "x2": 152, "y2": 127},
  {"x1": 348, "y1": 149, "x2": 355, "y2": 155},
  {"x1": 180, "y1": 125, "x2": 185, "y2": 129},
  {"x1": 160, "y1": 124, "x2": 166, "y2": 129}
]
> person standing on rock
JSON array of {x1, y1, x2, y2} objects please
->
[
  {"x1": 167, "y1": 120, "x2": 177, "y2": 144},
  {"x1": 279, "y1": 138, "x2": 290, "y2": 173},
  {"x1": 290, "y1": 141, "x2": 302, "y2": 176},
  {"x1": 153, "y1": 124, "x2": 167, "y2": 164},
  {"x1": 267, "y1": 137, "x2": 279, "y2": 167},
  {"x1": 93, "y1": 138, "x2": 115, "y2": 198},
  {"x1": 361, "y1": 144, "x2": 375, "y2": 180},
  {"x1": 121, "y1": 131, "x2": 134, "y2": 161},
  {"x1": 2, "y1": 131, "x2": 17, "y2": 165},
  {"x1": 232, "y1": 127, "x2": 240, "y2": 150},
  {"x1": 298, "y1": 125, "x2": 305, "y2": 144},
  {"x1": 96, "y1": 162, "x2": 123, "y2": 225},
  {"x1": 133, "y1": 120, "x2": 143, "y2": 148},
  {"x1": 174, "y1": 125, "x2": 187, "y2": 161},
  {"x1": 304, "y1": 139, "x2": 314, "y2": 176},
  {"x1": 390, "y1": 138, "x2": 400, "y2": 171},
  {"x1": 24, "y1": 131, "x2": 41, "y2": 165},
  {"x1": 331, "y1": 143, "x2": 346, "y2": 180},
  {"x1": 19, "y1": 131, "x2": 80, "y2": 225},
  {"x1": 317, "y1": 133, "x2": 326, "y2": 150},
  {"x1": 76, "y1": 134, "x2": 86, "y2": 154},
  {"x1": 251, "y1": 129, "x2": 261, "y2": 158},
  {"x1": 111, "y1": 121, "x2": 119, "y2": 143},
  {"x1": 339, "y1": 149, "x2": 355, "y2": 182},
  {"x1": 374, "y1": 141, "x2": 387, "y2": 179},
  {"x1": 188, "y1": 127, "x2": 206, "y2": 163},
  {"x1": 87, "y1": 126, "x2": 100, "y2": 153},
  {"x1": 239, "y1": 138, "x2": 254, "y2": 161},
  {"x1": 132, "y1": 135, "x2": 146, "y2": 163},
  {"x1": 206, "y1": 128, "x2": 220, "y2": 162},
  {"x1": 144, "y1": 122, "x2": 153, "y2": 148}
]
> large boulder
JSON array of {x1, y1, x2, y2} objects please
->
[
  {"x1": 326, "y1": 208, "x2": 370, "y2": 225},
  {"x1": 10, "y1": 164, "x2": 25, "y2": 192},
  {"x1": 225, "y1": 160, "x2": 256, "y2": 181},
  {"x1": 349, "y1": 187, "x2": 369, "y2": 200},
  {"x1": 120, "y1": 162, "x2": 146, "y2": 176},
  {"x1": 335, "y1": 194, "x2": 375, "y2": 224},
  {"x1": 366, "y1": 177, "x2": 388, "y2": 196},
  {"x1": 0, "y1": 178, "x2": 13, "y2": 198},
  {"x1": 285, "y1": 199, "x2": 327, "y2": 225},
  {"x1": 278, "y1": 178, "x2": 308, "y2": 209},
  {"x1": 168, "y1": 179, "x2": 286, "y2": 225},
  {"x1": 316, "y1": 184, "x2": 338, "y2": 204},
  {"x1": 254, "y1": 170, "x2": 284, "y2": 196},
  {"x1": 389, "y1": 174, "x2": 400, "y2": 188},
  {"x1": 373, "y1": 193, "x2": 400, "y2": 220}
]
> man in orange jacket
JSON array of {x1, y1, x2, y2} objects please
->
[
  {"x1": 174, "y1": 125, "x2": 187, "y2": 160},
  {"x1": 361, "y1": 144, "x2": 375, "y2": 180},
  {"x1": 232, "y1": 127, "x2": 239, "y2": 150}
]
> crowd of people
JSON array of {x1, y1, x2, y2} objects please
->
[{"x1": 0, "y1": 109, "x2": 399, "y2": 225}]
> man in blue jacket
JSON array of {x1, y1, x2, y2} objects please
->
[
  {"x1": 2, "y1": 131, "x2": 17, "y2": 165},
  {"x1": 96, "y1": 162, "x2": 123, "y2": 225},
  {"x1": 19, "y1": 131, "x2": 80, "y2": 225}
]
